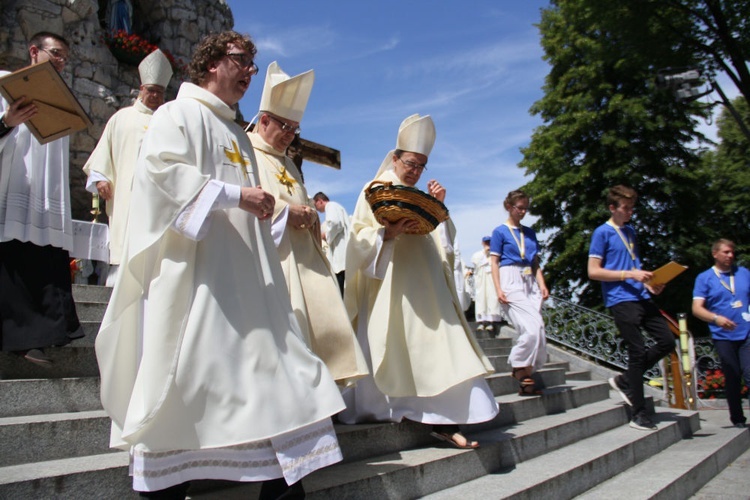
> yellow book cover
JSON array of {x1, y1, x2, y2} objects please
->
[{"x1": 647, "y1": 261, "x2": 688, "y2": 286}]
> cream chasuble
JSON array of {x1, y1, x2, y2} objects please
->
[
  {"x1": 249, "y1": 132, "x2": 368, "y2": 387},
  {"x1": 344, "y1": 169, "x2": 494, "y2": 399},
  {"x1": 95, "y1": 83, "x2": 345, "y2": 454},
  {"x1": 83, "y1": 100, "x2": 153, "y2": 264}
]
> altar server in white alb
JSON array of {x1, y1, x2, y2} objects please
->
[
  {"x1": 471, "y1": 235, "x2": 505, "y2": 334},
  {"x1": 0, "y1": 32, "x2": 83, "y2": 365},
  {"x1": 341, "y1": 114, "x2": 498, "y2": 449},
  {"x1": 249, "y1": 61, "x2": 368, "y2": 388},
  {"x1": 83, "y1": 48, "x2": 172, "y2": 286},
  {"x1": 313, "y1": 191, "x2": 350, "y2": 295},
  {"x1": 95, "y1": 31, "x2": 345, "y2": 499}
]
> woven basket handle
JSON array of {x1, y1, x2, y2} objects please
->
[{"x1": 365, "y1": 180, "x2": 392, "y2": 193}]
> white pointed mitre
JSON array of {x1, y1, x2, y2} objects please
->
[
  {"x1": 375, "y1": 114, "x2": 437, "y2": 178},
  {"x1": 396, "y1": 114, "x2": 436, "y2": 156},
  {"x1": 138, "y1": 49, "x2": 173, "y2": 88},
  {"x1": 259, "y1": 61, "x2": 315, "y2": 122}
]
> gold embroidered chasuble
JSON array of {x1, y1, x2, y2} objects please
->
[{"x1": 250, "y1": 132, "x2": 368, "y2": 387}]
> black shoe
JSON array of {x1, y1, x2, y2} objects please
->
[
  {"x1": 733, "y1": 422, "x2": 747, "y2": 429},
  {"x1": 608, "y1": 375, "x2": 632, "y2": 406},
  {"x1": 19, "y1": 348, "x2": 52, "y2": 365},
  {"x1": 630, "y1": 413, "x2": 657, "y2": 431}
]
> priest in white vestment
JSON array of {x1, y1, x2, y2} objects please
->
[
  {"x1": 0, "y1": 32, "x2": 83, "y2": 365},
  {"x1": 83, "y1": 49, "x2": 173, "y2": 286},
  {"x1": 313, "y1": 192, "x2": 350, "y2": 295},
  {"x1": 471, "y1": 236, "x2": 505, "y2": 334},
  {"x1": 95, "y1": 32, "x2": 345, "y2": 498},
  {"x1": 340, "y1": 114, "x2": 499, "y2": 449},
  {"x1": 248, "y1": 61, "x2": 367, "y2": 389}
]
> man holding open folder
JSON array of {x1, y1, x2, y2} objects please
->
[
  {"x1": 587, "y1": 185, "x2": 674, "y2": 431},
  {"x1": 0, "y1": 32, "x2": 82, "y2": 364}
]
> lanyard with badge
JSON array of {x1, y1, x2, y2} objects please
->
[
  {"x1": 505, "y1": 222, "x2": 532, "y2": 275},
  {"x1": 607, "y1": 219, "x2": 637, "y2": 270},
  {"x1": 713, "y1": 266, "x2": 743, "y2": 309}
]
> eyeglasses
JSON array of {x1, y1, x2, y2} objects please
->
[
  {"x1": 268, "y1": 114, "x2": 301, "y2": 134},
  {"x1": 398, "y1": 157, "x2": 427, "y2": 172},
  {"x1": 39, "y1": 47, "x2": 69, "y2": 63},
  {"x1": 512, "y1": 205, "x2": 529, "y2": 212},
  {"x1": 225, "y1": 53, "x2": 259, "y2": 75}
]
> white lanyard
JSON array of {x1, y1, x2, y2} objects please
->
[
  {"x1": 607, "y1": 219, "x2": 636, "y2": 265},
  {"x1": 505, "y1": 221, "x2": 525, "y2": 260}
]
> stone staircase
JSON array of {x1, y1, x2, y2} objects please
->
[{"x1": 1, "y1": 285, "x2": 748, "y2": 499}]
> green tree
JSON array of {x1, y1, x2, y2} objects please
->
[
  {"x1": 520, "y1": 0, "x2": 749, "y2": 320},
  {"x1": 698, "y1": 96, "x2": 750, "y2": 262}
]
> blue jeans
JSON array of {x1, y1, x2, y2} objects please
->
[
  {"x1": 610, "y1": 300, "x2": 675, "y2": 415},
  {"x1": 713, "y1": 335, "x2": 750, "y2": 425}
]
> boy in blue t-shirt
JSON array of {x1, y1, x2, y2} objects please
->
[
  {"x1": 692, "y1": 239, "x2": 750, "y2": 427},
  {"x1": 587, "y1": 185, "x2": 674, "y2": 431}
]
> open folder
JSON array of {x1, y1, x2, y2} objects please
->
[
  {"x1": 646, "y1": 261, "x2": 688, "y2": 286},
  {"x1": 0, "y1": 61, "x2": 92, "y2": 144}
]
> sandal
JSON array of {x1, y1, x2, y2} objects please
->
[
  {"x1": 512, "y1": 367, "x2": 542, "y2": 396},
  {"x1": 430, "y1": 431, "x2": 480, "y2": 449},
  {"x1": 518, "y1": 377, "x2": 542, "y2": 396}
]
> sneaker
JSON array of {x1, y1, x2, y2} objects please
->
[
  {"x1": 485, "y1": 324, "x2": 494, "y2": 333},
  {"x1": 609, "y1": 375, "x2": 633, "y2": 407},
  {"x1": 630, "y1": 413, "x2": 657, "y2": 431},
  {"x1": 733, "y1": 422, "x2": 747, "y2": 429},
  {"x1": 476, "y1": 324, "x2": 485, "y2": 331}
]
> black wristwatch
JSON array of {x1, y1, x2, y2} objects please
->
[{"x1": 0, "y1": 115, "x2": 13, "y2": 137}]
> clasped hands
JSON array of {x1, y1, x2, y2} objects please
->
[{"x1": 288, "y1": 203, "x2": 317, "y2": 229}]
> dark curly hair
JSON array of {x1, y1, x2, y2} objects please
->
[{"x1": 188, "y1": 31, "x2": 257, "y2": 86}]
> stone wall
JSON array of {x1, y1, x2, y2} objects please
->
[{"x1": 0, "y1": 0, "x2": 233, "y2": 221}]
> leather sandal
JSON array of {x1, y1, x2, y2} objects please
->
[
  {"x1": 512, "y1": 367, "x2": 542, "y2": 396},
  {"x1": 518, "y1": 377, "x2": 542, "y2": 396}
]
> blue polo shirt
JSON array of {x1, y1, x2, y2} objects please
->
[
  {"x1": 693, "y1": 266, "x2": 750, "y2": 341},
  {"x1": 589, "y1": 222, "x2": 650, "y2": 307},
  {"x1": 489, "y1": 224, "x2": 539, "y2": 267}
]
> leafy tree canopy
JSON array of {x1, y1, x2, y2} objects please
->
[{"x1": 520, "y1": 0, "x2": 750, "y2": 327}]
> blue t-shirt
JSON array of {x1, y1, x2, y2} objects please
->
[
  {"x1": 489, "y1": 224, "x2": 539, "y2": 267},
  {"x1": 693, "y1": 266, "x2": 750, "y2": 341},
  {"x1": 588, "y1": 222, "x2": 650, "y2": 307}
]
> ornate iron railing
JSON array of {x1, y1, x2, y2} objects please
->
[{"x1": 542, "y1": 296, "x2": 722, "y2": 396}]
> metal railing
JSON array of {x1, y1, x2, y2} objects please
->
[{"x1": 541, "y1": 296, "x2": 723, "y2": 403}]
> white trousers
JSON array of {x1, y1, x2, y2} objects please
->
[{"x1": 499, "y1": 265, "x2": 547, "y2": 371}]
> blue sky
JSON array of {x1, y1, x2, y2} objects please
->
[{"x1": 227, "y1": 1, "x2": 551, "y2": 260}]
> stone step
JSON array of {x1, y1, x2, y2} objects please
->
[
  {"x1": 74, "y1": 301, "x2": 109, "y2": 322},
  {"x1": 0, "y1": 377, "x2": 101, "y2": 417},
  {"x1": 476, "y1": 337, "x2": 513, "y2": 350},
  {"x1": 577, "y1": 409, "x2": 750, "y2": 499},
  {"x1": 0, "y1": 347, "x2": 99, "y2": 379},
  {"x1": 691, "y1": 421, "x2": 750, "y2": 499},
  {"x1": 72, "y1": 284, "x2": 112, "y2": 303},
  {"x1": 0, "y1": 452, "x2": 134, "y2": 499},
  {"x1": 485, "y1": 366, "x2": 567, "y2": 397},
  {"x1": 0, "y1": 378, "x2": 605, "y2": 469},
  {"x1": 0, "y1": 385, "x2": 617, "y2": 498},
  {"x1": 190, "y1": 399, "x2": 681, "y2": 499},
  {"x1": 566, "y1": 369, "x2": 592, "y2": 381},
  {"x1": 421, "y1": 405, "x2": 700, "y2": 500},
  {"x1": 0, "y1": 410, "x2": 113, "y2": 467}
]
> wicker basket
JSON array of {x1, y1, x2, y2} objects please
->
[{"x1": 365, "y1": 180, "x2": 449, "y2": 235}]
